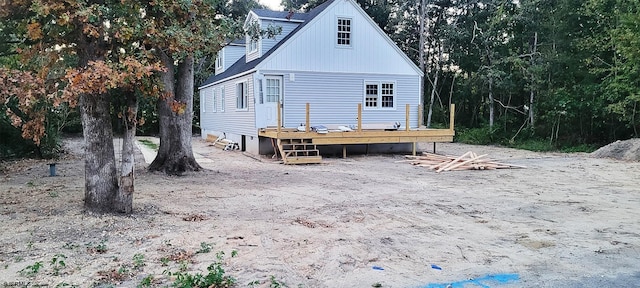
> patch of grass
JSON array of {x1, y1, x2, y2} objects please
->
[
  {"x1": 510, "y1": 139, "x2": 554, "y2": 152},
  {"x1": 560, "y1": 143, "x2": 598, "y2": 153},
  {"x1": 456, "y1": 127, "x2": 498, "y2": 145},
  {"x1": 19, "y1": 261, "x2": 43, "y2": 277},
  {"x1": 138, "y1": 139, "x2": 158, "y2": 151},
  {"x1": 269, "y1": 275, "x2": 288, "y2": 288},
  {"x1": 169, "y1": 251, "x2": 237, "y2": 288},
  {"x1": 196, "y1": 242, "x2": 212, "y2": 254},
  {"x1": 50, "y1": 253, "x2": 67, "y2": 276},
  {"x1": 87, "y1": 240, "x2": 108, "y2": 254},
  {"x1": 138, "y1": 275, "x2": 154, "y2": 287},
  {"x1": 132, "y1": 253, "x2": 145, "y2": 270}
]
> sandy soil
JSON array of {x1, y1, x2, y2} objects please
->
[{"x1": 1, "y1": 137, "x2": 639, "y2": 288}]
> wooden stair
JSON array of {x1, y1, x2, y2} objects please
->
[{"x1": 278, "y1": 139, "x2": 322, "y2": 164}]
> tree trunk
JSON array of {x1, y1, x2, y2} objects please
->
[
  {"x1": 426, "y1": 42, "x2": 443, "y2": 128},
  {"x1": 488, "y1": 77, "x2": 494, "y2": 129},
  {"x1": 419, "y1": 0, "x2": 427, "y2": 125},
  {"x1": 529, "y1": 32, "x2": 538, "y2": 129},
  {"x1": 114, "y1": 91, "x2": 137, "y2": 213},
  {"x1": 76, "y1": 33, "x2": 118, "y2": 213},
  {"x1": 149, "y1": 51, "x2": 202, "y2": 175},
  {"x1": 426, "y1": 68, "x2": 439, "y2": 128},
  {"x1": 80, "y1": 91, "x2": 119, "y2": 213}
]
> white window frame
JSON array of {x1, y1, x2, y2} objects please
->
[
  {"x1": 220, "y1": 87, "x2": 225, "y2": 112},
  {"x1": 201, "y1": 90, "x2": 207, "y2": 113},
  {"x1": 363, "y1": 81, "x2": 396, "y2": 110},
  {"x1": 236, "y1": 81, "x2": 248, "y2": 110},
  {"x1": 248, "y1": 37, "x2": 259, "y2": 54},
  {"x1": 215, "y1": 52, "x2": 223, "y2": 70},
  {"x1": 336, "y1": 17, "x2": 352, "y2": 47}
]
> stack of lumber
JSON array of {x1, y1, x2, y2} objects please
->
[
  {"x1": 213, "y1": 138, "x2": 239, "y2": 151},
  {"x1": 402, "y1": 151, "x2": 526, "y2": 172}
]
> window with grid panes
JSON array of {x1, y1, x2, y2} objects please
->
[
  {"x1": 365, "y1": 84, "x2": 378, "y2": 108},
  {"x1": 381, "y1": 83, "x2": 394, "y2": 108},
  {"x1": 337, "y1": 18, "x2": 351, "y2": 46}
]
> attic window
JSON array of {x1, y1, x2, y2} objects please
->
[
  {"x1": 337, "y1": 18, "x2": 351, "y2": 46},
  {"x1": 215, "y1": 52, "x2": 223, "y2": 69}
]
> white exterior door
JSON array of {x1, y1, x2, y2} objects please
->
[{"x1": 264, "y1": 76, "x2": 282, "y2": 127}]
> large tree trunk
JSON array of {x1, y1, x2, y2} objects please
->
[
  {"x1": 114, "y1": 91, "x2": 137, "y2": 213},
  {"x1": 80, "y1": 92, "x2": 119, "y2": 213},
  {"x1": 149, "y1": 52, "x2": 202, "y2": 175},
  {"x1": 77, "y1": 34, "x2": 119, "y2": 213}
]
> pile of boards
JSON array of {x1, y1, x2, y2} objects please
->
[{"x1": 402, "y1": 151, "x2": 526, "y2": 172}]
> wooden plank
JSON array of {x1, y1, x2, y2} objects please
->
[
  {"x1": 436, "y1": 151, "x2": 472, "y2": 172},
  {"x1": 442, "y1": 154, "x2": 488, "y2": 172},
  {"x1": 305, "y1": 103, "x2": 310, "y2": 133},
  {"x1": 405, "y1": 103, "x2": 410, "y2": 132},
  {"x1": 357, "y1": 103, "x2": 362, "y2": 132}
]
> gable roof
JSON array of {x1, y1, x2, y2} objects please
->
[
  {"x1": 199, "y1": 0, "x2": 335, "y2": 89},
  {"x1": 251, "y1": 9, "x2": 308, "y2": 22}
]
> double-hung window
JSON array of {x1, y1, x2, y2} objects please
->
[
  {"x1": 201, "y1": 90, "x2": 207, "y2": 113},
  {"x1": 236, "y1": 82, "x2": 248, "y2": 110},
  {"x1": 364, "y1": 81, "x2": 395, "y2": 109},
  {"x1": 337, "y1": 17, "x2": 352, "y2": 46},
  {"x1": 220, "y1": 87, "x2": 225, "y2": 112}
]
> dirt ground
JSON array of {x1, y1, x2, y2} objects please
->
[{"x1": 1, "y1": 137, "x2": 639, "y2": 288}]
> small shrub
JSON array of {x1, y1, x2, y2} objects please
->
[
  {"x1": 132, "y1": 253, "x2": 145, "y2": 270},
  {"x1": 50, "y1": 254, "x2": 67, "y2": 276},
  {"x1": 196, "y1": 242, "x2": 212, "y2": 254},
  {"x1": 19, "y1": 261, "x2": 43, "y2": 277},
  {"x1": 170, "y1": 251, "x2": 237, "y2": 288}
]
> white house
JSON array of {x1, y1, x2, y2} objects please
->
[{"x1": 198, "y1": 0, "x2": 424, "y2": 155}]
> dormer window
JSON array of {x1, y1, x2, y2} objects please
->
[
  {"x1": 337, "y1": 17, "x2": 351, "y2": 46},
  {"x1": 215, "y1": 52, "x2": 223, "y2": 70},
  {"x1": 249, "y1": 37, "x2": 259, "y2": 53}
]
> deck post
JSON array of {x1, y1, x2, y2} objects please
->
[
  {"x1": 357, "y1": 103, "x2": 362, "y2": 132},
  {"x1": 277, "y1": 100, "x2": 282, "y2": 133},
  {"x1": 305, "y1": 103, "x2": 310, "y2": 133},
  {"x1": 418, "y1": 105, "x2": 423, "y2": 127},
  {"x1": 412, "y1": 142, "x2": 416, "y2": 156},
  {"x1": 449, "y1": 104, "x2": 455, "y2": 132},
  {"x1": 405, "y1": 104, "x2": 410, "y2": 131},
  {"x1": 342, "y1": 145, "x2": 347, "y2": 158}
]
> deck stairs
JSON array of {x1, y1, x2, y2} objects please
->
[{"x1": 277, "y1": 138, "x2": 322, "y2": 164}]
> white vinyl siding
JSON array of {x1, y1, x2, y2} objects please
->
[
  {"x1": 275, "y1": 71, "x2": 418, "y2": 128},
  {"x1": 261, "y1": 21, "x2": 300, "y2": 55},
  {"x1": 212, "y1": 89, "x2": 218, "y2": 112}
]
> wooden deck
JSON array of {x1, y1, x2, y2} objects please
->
[{"x1": 259, "y1": 104, "x2": 456, "y2": 163}]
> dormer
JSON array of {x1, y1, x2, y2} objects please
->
[
  {"x1": 215, "y1": 39, "x2": 245, "y2": 75},
  {"x1": 244, "y1": 9, "x2": 308, "y2": 63}
]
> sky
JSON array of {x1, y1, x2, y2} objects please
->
[{"x1": 258, "y1": 0, "x2": 284, "y2": 11}]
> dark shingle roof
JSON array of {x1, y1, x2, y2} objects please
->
[
  {"x1": 199, "y1": 0, "x2": 336, "y2": 88},
  {"x1": 252, "y1": 9, "x2": 308, "y2": 21}
]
